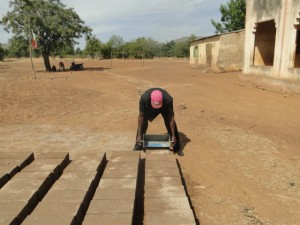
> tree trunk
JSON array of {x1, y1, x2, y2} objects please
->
[{"x1": 42, "y1": 50, "x2": 52, "y2": 71}]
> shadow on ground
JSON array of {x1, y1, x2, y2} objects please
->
[{"x1": 179, "y1": 132, "x2": 191, "y2": 151}]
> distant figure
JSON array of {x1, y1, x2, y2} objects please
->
[
  {"x1": 59, "y1": 61, "x2": 65, "y2": 71},
  {"x1": 70, "y1": 62, "x2": 83, "y2": 71},
  {"x1": 51, "y1": 65, "x2": 57, "y2": 72}
]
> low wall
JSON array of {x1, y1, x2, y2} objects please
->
[{"x1": 240, "y1": 73, "x2": 300, "y2": 94}]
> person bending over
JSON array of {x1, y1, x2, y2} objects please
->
[{"x1": 133, "y1": 88, "x2": 184, "y2": 156}]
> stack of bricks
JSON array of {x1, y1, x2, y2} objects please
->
[
  {"x1": 22, "y1": 152, "x2": 107, "y2": 225},
  {"x1": 0, "y1": 150, "x2": 197, "y2": 225},
  {"x1": 144, "y1": 150, "x2": 196, "y2": 225},
  {"x1": 0, "y1": 152, "x2": 69, "y2": 225},
  {"x1": 0, "y1": 152, "x2": 34, "y2": 189},
  {"x1": 82, "y1": 151, "x2": 141, "y2": 225}
]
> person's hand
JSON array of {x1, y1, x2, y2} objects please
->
[
  {"x1": 136, "y1": 134, "x2": 143, "y2": 146},
  {"x1": 170, "y1": 136, "x2": 177, "y2": 150},
  {"x1": 133, "y1": 134, "x2": 143, "y2": 150}
]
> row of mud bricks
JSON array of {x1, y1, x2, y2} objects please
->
[{"x1": 0, "y1": 150, "x2": 197, "y2": 225}]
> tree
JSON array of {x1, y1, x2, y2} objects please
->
[
  {"x1": 53, "y1": 43, "x2": 75, "y2": 58},
  {"x1": 1, "y1": 0, "x2": 91, "y2": 71},
  {"x1": 101, "y1": 43, "x2": 113, "y2": 59},
  {"x1": 7, "y1": 35, "x2": 29, "y2": 58},
  {"x1": 211, "y1": 0, "x2": 246, "y2": 33},
  {"x1": 142, "y1": 38, "x2": 161, "y2": 59},
  {"x1": 0, "y1": 45, "x2": 5, "y2": 61},
  {"x1": 84, "y1": 36, "x2": 102, "y2": 59},
  {"x1": 173, "y1": 35, "x2": 197, "y2": 58},
  {"x1": 104, "y1": 35, "x2": 125, "y2": 58},
  {"x1": 75, "y1": 47, "x2": 82, "y2": 56},
  {"x1": 107, "y1": 35, "x2": 125, "y2": 52},
  {"x1": 161, "y1": 41, "x2": 175, "y2": 57}
]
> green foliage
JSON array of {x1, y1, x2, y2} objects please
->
[
  {"x1": 7, "y1": 35, "x2": 29, "y2": 58},
  {"x1": 0, "y1": 45, "x2": 5, "y2": 61},
  {"x1": 75, "y1": 47, "x2": 82, "y2": 55},
  {"x1": 101, "y1": 43, "x2": 112, "y2": 59},
  {"x1": 103, "y1": 35, "x2": 125, "y2": 58},
  {"x1": 1, "y1": 0, "x2": 92, "y2": 70},
  {"x1": 161, "y1": 41, "x2": 175, "y2": 57},
  {"x1": 174, "y1": 35, "x2": 196, "y2": 58},
  {"x1": 52, "y1": 43, "x2": 75, "y2": 58},
  {"x1": 142, "y1": 38, "x2": 161, "y2": 59},
  {"x1": 84, "y1": 36, "x2": 102, "y2": 58},
  {"x1": 160, "y1": 35, "x2": 196, "y2": 58},
  {"x1": 119, "y1": 37, "x2": 161, "y2": 59},
  {"x1": 211, "y1": 0, "x2": 246, "y2": 33},
  {"x1": 107, "y1": 35, "x2": 125, "y2": 52}
]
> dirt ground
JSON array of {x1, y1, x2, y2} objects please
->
[{"x1": 0, "y1": 58, "x2": 300, "y2": 225}]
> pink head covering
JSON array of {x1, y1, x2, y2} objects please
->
[{"x1": 150, "y1": 90, "x2": 163, "y2": 109}]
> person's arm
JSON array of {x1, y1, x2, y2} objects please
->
[
  {"x1": 165, "y1": 94, "x2": 177, "y2": 148},
  {"x1": 136, "y1": 112, "x2": 145, "y2": 145},
  {"x1": 169, "y1": 113, "x2": 177, "y2": 148}
]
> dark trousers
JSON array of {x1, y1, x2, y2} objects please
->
[{"x1": 139, "y1": 112, "x2": 180, "y2": 144}]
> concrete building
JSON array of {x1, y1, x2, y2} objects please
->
[
  {"x1": 244, "y1": 0, "x2": 300, "y2": 82},
  {"x1": 189, "y1": 30, "x2": 245, "y2": 72}
]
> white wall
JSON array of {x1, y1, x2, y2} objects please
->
[{"x1": 244, "y1": 0, "x2": 300, "y2": 81}]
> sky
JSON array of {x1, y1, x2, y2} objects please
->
[{"x1": 0, "y1": 0, "x2": 228, "y2": 49}]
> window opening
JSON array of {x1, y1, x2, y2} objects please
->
[{"x1": 193, "y1": 46, "x2": 198, "y2": 58}]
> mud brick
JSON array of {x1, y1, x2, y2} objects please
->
[
  {"x1": 0, "y1": 188, "x2": 39, "y2": 203},
  {"x1": 145, "y1": 150, "x2": 171, "y2": 155},
  {"x1": 35, "y1": 153, "x2": 70, "y2": 171},
  {"x1": 0, "y1": 152, "x2": 34, "y2": 161},
  {"x1": 102, "y1": 168, "x2": 138, "y2": 179},
  {"x1": 70, "y1": 152, "x2": 107, "y2": 161},
  {"x1": 23, "y1": 214, "x2": 77, "y2": 225},
  {"x1": 43, "y1": 189, "x2": 92, "y2": 212},
  {"x1": 145, "y1": 167, "x2": 181, "y2": 177},
  {"x1": 23, "y1": 158, "x2": 66, "y2": 168},
  {"x1": 146, "y1": 160, "x2": 178, "y2": 169},
  {"x1": 0, "y1": 200, "x2": 36, "y2": 224},
  {"x1": 93, "y1": 187, "x2": 136, "y2": 200},
  {"x1": 106, "y1": 161, "x2": 139, "y2": 170},
  {"x1": 0, "y1": 217, "x2": 18, "y2": 225},
  {"x1": 0, "y1": 165, "x2": 20, "y2": 179},
  {"x1": 145, "y1": 186, "x2": 186, "y2": 198},
  {"x1": 23, "y1": 201, "x2": 84, "y2": 225},
  {"x1": 64, "y1": 158, "x2": 105, "y2": 172},
  {"x1": 110, "y1": 156, "x2": 140, "y2": 163},
  {"x1": 144, "y1": 209, "x2": 196, "y2": 225},
  {"x1": 110, "y1": 151, "x2": 141, "y2": 158},
  {"x1": 82, "y1": 213, "x2": 132, "y2": 225},
  {"x1": 145, "y1": 176, "x2": 183, "y2": 187},
  {"x1": 98, "y1": 178, "x2": 137, "y2": 188},
  {"x1": 44, "y1": 189, "x2": 89, "y2": 202},
  {"x1": 60, "y1": 171, "x2": 98, "y2": 180},
  {"x1": 0, "y1": 159, "x2": 25, "y2": 167},
  {"x1": 145, "y1": 197, "x2": 191, "y2": 212},
  {"x1": 34, "y1": 152, "x2": 69, "y2": 160},
  {"x1": 14, "y1": 171, "x2": 54, "y2": 182},
  {"x1": 52, "y1": 179, "x2": 95, "y2": 192},
  {"x1": 87, "y1": 198, "x2": 134, "y2": 214},
  {"x1": 21, "y1": 160, "x2": 62, "y2": 180},
  {"x1": 2, "y1": 178, "x2": 53, "y2": 201},
  {"x1": 145, "y1": 154, "x2": 176, "y2": 161}
]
